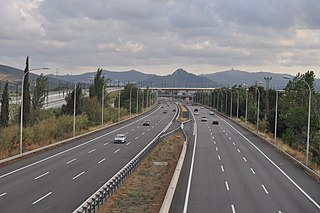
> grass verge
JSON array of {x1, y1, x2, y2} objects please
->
[{"x1": 99, "y1": 131, "x2": 185, "y2": 213}]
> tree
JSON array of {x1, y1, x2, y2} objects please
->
[
  {"x1": 0, "y1": 81, "x2": 9, "y2": 128},
  {"x1": 32, "y1": 74, "x2": 48, "y2": 110},
  {"x1": 61, "y1": 84, "x2": 83, "y2": 115},
  {"x1": 89, "y1": 68, "x2": 108, "y2": 102},
  {"x1": 23, "y1": 56, "x2": 31, "y2": 126}
]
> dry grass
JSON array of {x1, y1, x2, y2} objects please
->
[
  {"x1": 99, "y1": 131, "x2": 185, "y2": 213},
  {"x1": 178, "y1": 104, "x2": 189, "y2": 122}
]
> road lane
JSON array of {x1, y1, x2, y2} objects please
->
[{"x1": 0, "y1": 101, "x2": 177, "y2": 212}]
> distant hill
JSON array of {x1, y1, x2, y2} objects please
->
[
  {"x1": 141, "y1": 68, "x2": 215, "y2": 88},
  {"x1": 47, "y1": 70, "x2": 154, "y2": 86},
  {"x1": 0, "y1": 64, "x2": 71, "y2": 90}
]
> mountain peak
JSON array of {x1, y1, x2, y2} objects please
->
[{"x1": 172, "y1": 68, "x2": 192, "y2": 76}]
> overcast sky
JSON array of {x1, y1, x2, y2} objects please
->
[{"x1": 1, "y1": 0, "x2": 320, "y2": 76}]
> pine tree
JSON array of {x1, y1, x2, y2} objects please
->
[
  {"x1": 0, "y1": 81, "x2": 9, "y2": 128},
  {"x1": 23, "y1": 56, "x2": 31, "y2": 126}
]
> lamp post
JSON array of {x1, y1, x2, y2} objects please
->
[
  {"x1": 129, "y1": 85, "x2": 134, "y2": 117},
  {"x1": 283, "y1": 76, "x2": 311, "y2": 166},
  {"x1": 20, "y1": 67, "x2": 49, "y2": 155},
  {"x1": 118, "y1": 83, "x2": 121, "y2": 122},
  {"x1": 142, "y1": 89, "x2": 144, "y2": 112},
  {"x1": 101, "y1": 83, "x2": 105, "y2": 127},
  {"x1": 136, "y1": 88, "x2": 139, "y2": 114},
  {"x1": 229, "y1": 89, "x2": 233, "y2": 117},
  {"x1": 256, "y1": 87, "x2": 260, "y2": 134},
  {"x1": 274, "y1": 88, "x2": 278, "y2": 146},
  {"x1": 234, "y1": 89, "x2": 240, "y2": 118},
  {"x1": 73, "y1": 82, "x2": 76, "y2": 137},
  {"x1": 224, "y1": 90, "x2": 228, "y2": 115}
]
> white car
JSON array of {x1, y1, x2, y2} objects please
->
[
  {"x1": 201, "y1": 116, "x2": 208, "y2": 122},
  {"x1": 114, "y1": 134, "x2": 126, "y2": 143},
  {"x1": 209, "y1": 111, "x2": 214, "y2": 115}
]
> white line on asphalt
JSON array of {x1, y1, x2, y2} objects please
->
[
  {"x1": 135, "y1": 136, "x2": 139, "y2": 140},
  {"x1": 214, "y1": 141, "x2": 216, "y2": 144},
  {"x1": 237, "y1": 149, "x2": 240, "y2": 153},
  {"x1": 223, "y1": 130, "x2": 225, "y2": 132},
  {"x1": 278, "y1": 211, "x2": 282, "y2": 213},
  {"x1": 209, "y1": 129, "x2": 211, "y2": 132},
  {"x1": 88, "y1": 149, "x2": 96, "y2": 154},
  {"x1": 229, "y1": 137, "x2": 232, "y2": 140},
  {"x1": 231, "y1": 204, "x2": 236, "y2": 213},
  {"x1": 32, "y1": 192, "x2": 52, "y2": 205},
  {"x1": 147, "y1": 129, "x2": 151, "y2": 131},
  {"x1": 137, "y1": 126, "x2": 140, "y2": 128},
  {"x1": 131, "y1": 129, "x2": 135, "y2": 131},
  {"x1": 103, "y1": 142, "x2": 109, "y2": 145},
  {"x1": 114, "y1": 149, "x2": 120, "y2": 153},
  {"x1": 218, "y1": 115, "x2": 320, "y2": 210},
  {"x1": 225, "y1": 181, "x2": 230, "y2": 191},
  {"x1": 0, "y1": 105, "x2": 162, "y2": 180},
  {"x1": 72, "y1": 171, "x2": 85, "y2": 180},
  {"x1": 126, "y1": 142, "x2": 131, "y2": 146},
  {"x1": 250, "y1": 168, "x2": 256, "y2": 174},
  {"x1": 233, "y1": 142, "x2": 235, "y2": 146},
  {"x1": 212, "y1": 136, "x2": 214, "y2": 139},
  {"x1": 226, "y1": 133, "x2": 228, "y2": 136},
  {"x1": 183, "y1": 108, "x2": 198, "y2": 213},
  {"x1": 66, "y1": 158, "x2": 77, "y2": 164},
  {"x1": 218, "y1": 155, "x2": 221, "y2": 160},
  {"x1": 152, "y1": 126, "x2": 155, "y2": 128},
  {"x1": 125, "y1": 132, "x2": 129, "y2": 135},
  {"x1": 98, "y1": 158, "x2": 106, "y2": 164},
  {"x1": 0, "y1": 193, "x2": 7, "y2": 198},
  {"x1": 262, "y1": 185, "x2": 269, "y2": 194},
  {"x1": 221, "y1": 165, "x2": 225, "y2": 172},
  {"x1": 34, "y1": 172, "x2": 50, "y2": 180},
  {"x1": 142, "y1": 132, "x2": 145, "y2": 135},
  {"x1": 216, "y1": 147, "x2": 219, "y2": 151},
  {"x1": 210, "y1": 132, "x2": 213, "y2": 135},
  {"x1": 243, "y1": 157, "x2": 247, "y2": 162}
]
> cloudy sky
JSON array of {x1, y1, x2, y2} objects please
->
[{"x1": 1, "y1": 0, "x2": 320, "y2": 76}]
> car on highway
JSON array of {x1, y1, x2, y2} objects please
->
[
  {"x1": 209, "y1": 111, "x2": 214, "y2": 115},
  {"x1": 201, "y1": 116, "x2": 208, "y2": 122},
  {"x1": 201, "y1": 106, "x2": 204, "y2": 109},
  {"x1": 114, "y1": 134, "x2": 126, "y2": 143},
  {"x1": 142, "y1": 120, "x2": 150, "y2": 126},
  {"x1": 163, "y1": 109, "x2": 168, "y2": 114},
  {"x1": 173, "y1": 108, "x2": 176, "y2": 112},
  {"x1": 212, "y1": 120, "x2": 219, "y2": 125}
]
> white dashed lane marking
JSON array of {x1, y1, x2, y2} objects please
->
[
  {"x1": 135, "y1": 136, "x2": 139, "y2": 140},
  {"x1": 114, "y1": 149, "x2": 120, "y2": 153},
  {"x1": 66, "y1": 158, "x2": 77, "y2": 164},
  {"x1": 32, "y1": 192, "x2": 52, "y2": 205},
  {"x1": 126, "y1": 142, "x2": 131, "y2": 146},
  {"x1": 34, "y1": 172, "x2": 50, "y2": 180},
  {"x1": 0, "y1": 193, "x2": 7, "y2": 198},
  {"x1": 103, "y1": 142, "x2": 109, "y2": 145},
  {"x1": 251, "y1": 168, "x2": 256, "y2": 175},
  {"x1": 72, "y1": 171, "x2": 85, "y2": 180},
  {"x1": 262, "y1": 185, "x2": 269, "y2": 194},
  {"x1": 98, "y1": 158, "x2": 106, "y2": 164},
  {"x1": 225, "y1": 181, "x2": 230, "y2": 191},
  {"x1": 221, "y1": 165, "x2": 225, "y2": 172},
  {"x1": 243, "y1": 157, "x2": 247, "y2": 162},
  {"x1": 88, "y1": 149, "x2": 96, "y2": 154}
]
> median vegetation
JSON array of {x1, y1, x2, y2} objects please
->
[
  {"x1": 99, "y1": 131, "x2": 185, "y2": 213},
  {"x1": 0, "y1": 66, "x2": 156, "y2": 160}
]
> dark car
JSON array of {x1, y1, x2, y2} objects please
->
[
  {"x1": 142, "y1": 120, "x2": 150, "y2": 126},
  {"x1": 163, "y1": 109, "x2": 168, "y2": 114},
  {"x1": 173, "y1": 108, "x2": 176, "y2": 112},
  {"x1": 212, "y1": 120, "x2": 219, "y2": 125}
]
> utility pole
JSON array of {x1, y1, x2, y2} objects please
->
[{"x1": 264, "y1": 77, "x2": 272, "y2": 120}]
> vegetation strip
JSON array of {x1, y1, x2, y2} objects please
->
[{"x1": 98, "y1": 131, "x2": 184, "y2": 213}]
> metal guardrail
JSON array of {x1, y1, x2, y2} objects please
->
[{"x1": 73, "y1": 105, "x2": 179, "y2": 213}]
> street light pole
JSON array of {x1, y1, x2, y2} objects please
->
[
  {"x1": 73, "y1": 82, "x2": 76, "y2": 137},
  {"x1": 129, "y1": 85, "x2": 133, "y2": 117},
  {"x1": 245, "y1": 88, "x2": 248, "y2": 124},
  {"x1": 136, "y1": 88, "x2": 139, "y2": 114},
  {"x1": 118, "y1": 85, "x2": 121, "y2": 122},
  {"x1": 101, "y1": 83, "x2": 105, "y2": 127},
  {"x1": 230, "y1": 90, "x2": 233, "y2": 117},
  {"x1": 235, "y1": 89, "x2": 240, "y2": 118},
  {"x1": 274, "y1": 89, "x2": 278, "y2": 146},
  {"x1": 256, "y1": 87, "x2": 260, "y2": 134},
  {"x1": 20, "y1": 67, "x2": 49, "y2": 156}
]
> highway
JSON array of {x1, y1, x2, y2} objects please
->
[
  {"x1": 0, "y1": 101, "x2": 176, "y2": 212},
  {"x1": 171, "y1": 105, "x2": 320, "y2": 213}
]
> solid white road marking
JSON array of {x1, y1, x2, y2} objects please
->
[
  {"x1": 126, "y1": 142, "x2": 131, "y2": 146},
  {"x1": 34, "y1": 172, "x2": 50, "y2": 180},
  {"x1": 262, "y1": 185, "x2": 269, "y2": 194},
  {"x1": 88, "y1": 149, "x2": 96, "y2": 154},
  {"x1": 225, "y1": 181, "x2": 230, "y2": 191},
  {"x1": 98, "y1": 158, "x2": 106, "y2": 164},
  {"x1": 250, "y1": 168, "x2": 256, "y2": 174},
  {"x1": 231, "y1": 204, "x2": 236, "y2": 213},
  {"x1": 114, "y1": 149, "x2": 120, "y2": 153},
  {"x1": 0, "y1": 193, "x2": 7, "y2": 198},
  {"x1": 32, "y1": 192, "x2": 52, "y2": 205},
  {"x1": 103, "y1": 142, "x2": 109, "y2": 145},
  {"x1": 72, "y1": 171, "x2": 85, "y2": 180},
  {"x1": 243, "y1": 157, "x2": 247, "y2": 162},
  {"x1": 218, "y1": 155, "x2": 221, "y2": 160},
  {"x1": 221, "y1": 165, "x2": 225, "y2": 172},
  {"x1": 66, "y1": 158, "x2": 77, "y2": 164},
  {"x1": 135, "y1": 136, "x2": 139, "y2": 140},
  {"x1": 218, "y1": 115, "x2": 320, "y2": 210}
]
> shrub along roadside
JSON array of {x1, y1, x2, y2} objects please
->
[{"x1": 99, "y1": 131, "x2": 185, "y2": 213}]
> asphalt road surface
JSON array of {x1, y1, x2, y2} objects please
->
[
  {"x1": 171, "y1": 105, "x2": 320, "y2": 213},
  {"x1": 0, "y1": 101, "x2": 176, "y2": 212}
]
